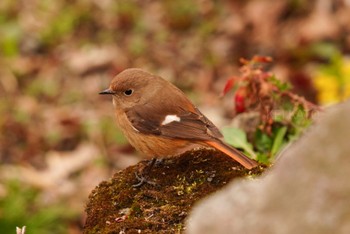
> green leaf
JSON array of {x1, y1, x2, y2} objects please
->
[
  {"x1": 256, "y1": 152, "x2": 270, "y2": 164},
  {"x1": 268, "y1": 75, "x2": 291, "y2": 91},
  {"x1": 254, "y1": 129, "x2": 273, "y2": 153},
  {"x1": 291, "y1": 105, "x2": 311, "y2": 128},
  {"x1": 222, "y1": 127, "x2": 257, "y2": 159},
  {"x1": 271, "y1": 126, "x2": 287, "y2": 156}
]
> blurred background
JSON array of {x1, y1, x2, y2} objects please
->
[{"x1": 0, "y1": 0, "x2": 349, "y2": 233}]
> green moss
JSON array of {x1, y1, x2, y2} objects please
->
[{"x1": 84, "y1": 149, "x2": 265, "y2": 233}]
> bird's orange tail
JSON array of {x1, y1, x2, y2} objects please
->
[{"x1": 205, "y1": 140, "x2": 258, "y2": 169}]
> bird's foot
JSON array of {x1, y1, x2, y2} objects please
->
[
  {"x1": 132, "y1": 172, "x2": 156, "y2": 187},
  {"x1": 132, "y1": 158, "x2": 160, "y2": 187}
]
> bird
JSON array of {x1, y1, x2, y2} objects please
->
[{"x1": 100, "y1": 68, "x2": 258, "y2": 170}]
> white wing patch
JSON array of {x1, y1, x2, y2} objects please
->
[
  {"x1": 131, "y1": 124, "x2": 140, "y2": 132},
  {"x1": 161, "y1": 115, "x2": 180, "y2": 125}
]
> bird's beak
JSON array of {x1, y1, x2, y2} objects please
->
[{"x1": 99, "y1": 88, "x2": 115, "y2": 95}]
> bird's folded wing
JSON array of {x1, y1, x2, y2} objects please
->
[{"x1": 125, "y1": 103, "x2": 223, "y2": 141}]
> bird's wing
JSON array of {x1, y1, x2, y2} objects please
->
[{"x1": 124, "y1": 102, "x2": 223, "y2": 141}]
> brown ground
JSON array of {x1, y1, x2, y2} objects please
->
[{"x1": 84, "y1": 149, "x2": 265, "y2": 233}]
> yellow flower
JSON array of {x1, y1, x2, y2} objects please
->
[{"x1": 314, "y1": 58, "x2": 350, "y2": 105}]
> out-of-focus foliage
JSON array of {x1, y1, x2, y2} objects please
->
[
  {"x1": 222, "y1": 57, "x2": 319, "y2": 164},
  {"x1": 0, "y1": 182, "x2": 75, "y2": 234}
]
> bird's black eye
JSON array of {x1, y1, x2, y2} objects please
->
[{"x1": 124, "y1": 89, "x2": 133, "y2": 96}]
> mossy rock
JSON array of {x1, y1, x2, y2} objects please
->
[{"x1": 84, "y1": 149, "x2": 265, "y2": 233}]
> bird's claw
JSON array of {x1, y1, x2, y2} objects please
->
[{"x1": 132, "y1": 172, "x2": 156, "y2": 187}]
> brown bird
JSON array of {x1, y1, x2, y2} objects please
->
[{"x1": 100, "y1": 68, "x2": 258, "y2": 170}]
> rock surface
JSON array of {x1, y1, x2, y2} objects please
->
[
  {"x1": 83, "y1": 149, "x2": 264, "y2": 234},
  {"x1": 186, "y1": 101, "x2": 350, "y2": 234}
]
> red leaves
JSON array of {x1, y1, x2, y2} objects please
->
[
  {"x1": 222, "y1": 77, "x2": 236, "y2": 96},
  {"x1": 234, "y1": 88, "x2": 246, "y2": 113},
  {"x1": 222, "y1": 56, "x2": 319, "y2": 135},
  {"x1": 222, "y1": 77, "x2": 246, "y2": 113},
  {"x1": 222, "y1": 76, "x2": 247, "y2": 114},
  {"x1": 221, "y1": 57, "x2": 274, "y2": 118}
]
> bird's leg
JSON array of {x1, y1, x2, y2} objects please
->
[{"x1": 133, "y1": 158, "x2": 158, "y2": 187}]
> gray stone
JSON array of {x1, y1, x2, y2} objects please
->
[{"x1": 186, "y1": 101, "x2": 350, "y2": 234}]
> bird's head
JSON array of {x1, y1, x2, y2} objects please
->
[{"x1": 100, "y1": 68, "x2": 163, "y2": 109}]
